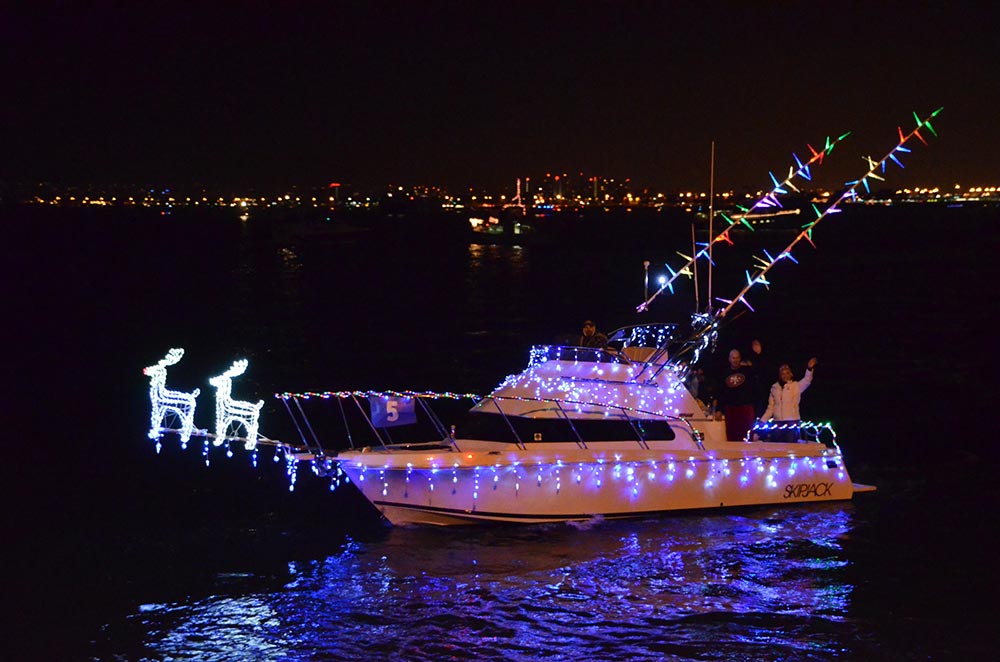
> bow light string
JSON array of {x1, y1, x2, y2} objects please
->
[
  {"x1": 713, "y1": 107, "x2": 942, "y2": 318},
  {"x1": 636, "y1": 132, "x2": 850, "y2": 312}
]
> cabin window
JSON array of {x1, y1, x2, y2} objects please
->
[{"x1": 455, "y1": 412, "x2": 675, "y2": 443}]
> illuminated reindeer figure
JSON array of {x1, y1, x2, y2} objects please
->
[
  {"x1": 143, "y1": 348, "x2": 201, "y2": 444},
  {"x1": 209, "y1": 359, "x2": 264, "y2": 450}
]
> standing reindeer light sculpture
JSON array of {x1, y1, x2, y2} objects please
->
[
  {"x1": 143, "y1": 348, "x2": 201, "y2": 446},
  {"x1": 209, "y1": 359, "x2": 265, "y2": 450}
]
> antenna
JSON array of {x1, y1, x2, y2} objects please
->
[
  {"x1": 691, "y1": 224, "x2": 700, "y2": 313},
  {"x1": 643, "y1": 261, "x2": 650, "y2": 302}
]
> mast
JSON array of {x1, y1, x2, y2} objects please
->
[
  {"x1": 691, "y1": 224, "x2": 700, "y2": 312},
  {"x1": 707, "y1": 141, "x2": 715, "y2": 313}
]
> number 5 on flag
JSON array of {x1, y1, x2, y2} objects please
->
[{"x1": 369, "y1": 395, "x2": 417, "y2": 427}]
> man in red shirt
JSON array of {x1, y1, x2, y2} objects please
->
[{"x1": 714, "y1": 348, "x2": 757, "y2": 441}]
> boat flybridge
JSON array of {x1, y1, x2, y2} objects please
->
[{"x1": 281, "y1": 321, "x2": 867, "y2": 526}]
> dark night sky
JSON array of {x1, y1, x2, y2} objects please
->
[{"x1": 2, "y1": 1, "x2": 997, "y2": 191}]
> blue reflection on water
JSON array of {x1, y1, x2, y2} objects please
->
[{"x1": 123, "y1": 504, "x2": 857, "y2": 660}]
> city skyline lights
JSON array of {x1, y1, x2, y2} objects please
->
[{"x1": 13, "y1": 178, "x2": 1000, "y2": 212}]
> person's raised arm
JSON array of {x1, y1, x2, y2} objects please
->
[{"x1": 800, "y1": 357, "x2": 818, "y2": 391}]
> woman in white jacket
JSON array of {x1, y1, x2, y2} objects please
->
[{"x1": 761, "y1": 357, "x2": 818, "y2": 442}]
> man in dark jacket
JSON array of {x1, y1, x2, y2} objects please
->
[{"x1": 579, "y1": 320, "x2": 608, "y2": 349}]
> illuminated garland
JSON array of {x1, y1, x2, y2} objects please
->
[
  {"x1": 141, "y1": 419, "x2": 843, "y2": 497},
  {"x1": 140, "y1": 358, "x2": 847, "y2": 497},
  {"x1": 490, "y1": 368, "x2": 688, "y2": 419},
  {"x1": 143, "y1": 348, "x2": 201, "y2": 449},
  {"x1": 275, "y1": 389, "x2": 482, "y2": 401},
  {"x1": 350, "y1": 451, "x2": 848, "y2": 499},
  {"x1": 683, "y1": 312, "x2": 717, "y2": 366},
  {"x1": 637, "y1": 133, "x2": 850, "y2": 312},
  {"x1": 606, "y1": 324, "x2": 679, "y2": 351},
  {"x1": 276, "y1": 386, "x2": 693, "y2": 433},
  {"x1": 527, "y1": 345, "x2": 628, "y2": 367},
  {"x1": 746, "y1": 420, "x2": 837, "y2": 443},
  {"x1": 714, "y1": 108, "x2": 943, "y2": 318}
]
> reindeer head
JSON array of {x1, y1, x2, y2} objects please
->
[
  {"x1": 143, "y1": 348, "x2": 185, "y2": 382},
  {"x1": 209, "y1": 359, "x2": 250, "y2": 389}
]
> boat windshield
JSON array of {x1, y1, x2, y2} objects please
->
[
  {"x1": 606, "y1": 321, "x2": 717, "y2": 372},
  {"x1": 527, "y1": 345, "x2": 629, "y2": 367},
  {"x1": 607, "y1": 323, "x2": 680, "y2": 350},
  {"x1": 455, "y1": 411, "x2": 676, "y2": 444}
]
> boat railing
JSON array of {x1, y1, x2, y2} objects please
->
[
  {"x1": 746, "y1": 420, "x2": 839, "y2": 448},
  {"x1": 275, "y1": 389, "x2": 706, "y2": 458},
  {"x1": 525, "y1": 342, "x2": 678, "y2": 385},
  {"x1": 275, "y1": 389, "x2": 477, "y2": 457},
  {"x1": 527, "y1": 324, "x2": 687, "y2": 379},
  {"x1": 607, "y1": 323, "x2": 679, "y2": 350},
  {"x1": 528, "y1": 345, "x2": 629, "y2": 367},
  {"x1": 605, "y1": 323, "x2": 687, "y2": 383}
]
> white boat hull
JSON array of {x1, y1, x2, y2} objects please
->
[{"x1": 338, "y1": 443, "x2": 855, "y2": 526}]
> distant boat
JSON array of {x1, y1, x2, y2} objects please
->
[{"x1": 468, "y1": 178, "x2": 539, "y2": 244}]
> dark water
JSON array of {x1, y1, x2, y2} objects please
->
[{"x1": 5, "y1": 203, "x2": 999, "y2": 660}]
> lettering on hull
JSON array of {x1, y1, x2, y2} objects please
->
[{"x1": 783, "y1": 482, "x2": 834, "y2": 499}]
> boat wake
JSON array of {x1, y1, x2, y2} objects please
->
[{"x1": 567, "y1": 515, "x2": 605, "y2": 531}]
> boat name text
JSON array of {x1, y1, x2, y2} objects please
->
[{"x1": 783, "y1": 482, "x2": 834, "y2": 499}]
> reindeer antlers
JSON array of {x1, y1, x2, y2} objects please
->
[
  {"x1": 150, "y1": 349, "x2": 252, "y2": 389},
  {"x1": 144, "y1": 347, "x2": 185, "y2": 375},
  {"x1": 163, "y1": 348, "x2": 185, "y2": 365},
  {"x1": 223, "y1": 359, "x2": 249, "y2": 379},
  {"x1": 209, "y1": 359, "x2": 250, "y2": 384}
]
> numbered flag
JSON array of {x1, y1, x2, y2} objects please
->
[{"x1": 369, "y1": 395, "x2": 417, "y2": 427}]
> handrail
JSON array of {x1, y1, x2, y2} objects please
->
[
  {"x1": 607, "y1": 323, "x2": 679, "y2": 349},
  {"x1": 491, "y1": 397, "x2": 527, "y2": 450},
  {"x1": 670, "y1": 415, "x2": 706, "y2": 451},
  {"x1": 745, "y1": 420, "x2": 838, "y2": 448},
  {"x1": 630, "y1": 346, "x2": 672, "y2": 383},
  {"x1": 618, "y1": 406, "x2": 650, "y2": 450},
  {"x1": 553, "y1": 400, "x2": 587, "y2": 449},
  {"x1": 527, "y1": 344, "x2": 629, "y2": 367}
]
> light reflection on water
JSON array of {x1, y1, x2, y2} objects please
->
[{"x1": 123, "y1": 505, "x2": 857, "y2": 660}]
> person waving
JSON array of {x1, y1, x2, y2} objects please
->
[{"x1": 761, "y1": 357, "x2": 818, "y2": 442}]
